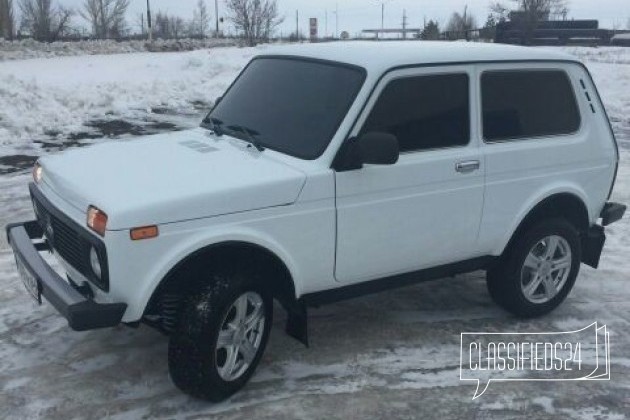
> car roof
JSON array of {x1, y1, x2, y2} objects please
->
[{"x1": 260, "y1": 41, "x2": 579, "y2": 73}]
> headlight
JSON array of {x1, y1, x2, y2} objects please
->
[
  {"x1": 87, "y1": 206, "x2": 108, "y2": 236},
  {"x1": 33, "y1": 162, "x2": 43, "y2": 183},
  {"x1": 89, "y1": 247, "x2": 102, "y2": 279}
]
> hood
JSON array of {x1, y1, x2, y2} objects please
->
[{"x1": 40, "y1": 129, "x2": 306, "y2": 230}]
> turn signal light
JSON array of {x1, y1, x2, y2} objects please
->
[
  {"x1": 87, "y1": 206, "x2": 108, "y2": 236},
  {"x1": 130, "y1": 225, "x2": 159, "y2": 241}
]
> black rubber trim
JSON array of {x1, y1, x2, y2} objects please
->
[
  {"x1": 302, "y1": 256, "x2": 492, "y2": 306},
  {"x1": 7, "y1": 222, "x2": 126, "y2": 331},
  {"x1": 600, "y1": 202, "x2": 626, "y2": 227},
  {"x1": 581, "y1": 224, "x2": 606, "y2": 269}
]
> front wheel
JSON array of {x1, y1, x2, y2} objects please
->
[
  {"x1": 487, "y1": 218, "x2": 581, "y2": 318},
  {"x1": 168, "y1": 271, "x2": 272, "y2": 401}
]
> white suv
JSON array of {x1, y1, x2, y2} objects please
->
[{"x1": 7, "y1": 42, "x2": 626, "y2": 400}]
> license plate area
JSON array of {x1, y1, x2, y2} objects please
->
[{"x1": 15, "y1": 253, "x2": 42, "y2": 304}]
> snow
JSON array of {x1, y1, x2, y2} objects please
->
[
  {"x1": 0, "y1": 46, "x2": 264, "y2": 159},
  {"x1": 0, "y1": 45, "x2": 629, "y2": 418},
  {"x1": 0, "y1": 38, "x2": 239, "y2": 62}
]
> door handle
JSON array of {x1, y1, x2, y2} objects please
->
[{"x1": 455, "y1": 160, "x2": 480, "y2": 173}]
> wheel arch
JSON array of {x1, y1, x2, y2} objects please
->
[
  {"x1": 138, "y1": 234, "x2": 300, "y2": 333},
  {"x1": 498, "y1": 190, "x2": 591, "y2": 258}
]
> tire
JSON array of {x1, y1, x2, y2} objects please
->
[
  {"x1": 168, "y1": 267, "x2": 273, "y2": 401},
  {"x1": 487, "y1": 218, "x2": 581, "y2": 318}
]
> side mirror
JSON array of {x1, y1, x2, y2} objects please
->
[
  {"x1": 333, "y1": 132, "x2": 399, "y2": 171},
  {"x1": 358, "y1": 132, "x2": 399, "y2": 165}
]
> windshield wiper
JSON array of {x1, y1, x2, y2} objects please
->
[
  {"x1": 226, "y1": 125, "x2": 266, "y2": 152},
  {"x1": 201, "y1": 116, "x2": 225, "y2": 136}
]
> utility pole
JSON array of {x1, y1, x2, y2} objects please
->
[
  {"x1": 374, "y1": 1, "x2": 385, "y2": 40},
  {"x1": 215, "y1": 0, "x2": 219, "y2": 36},
  {"x1": 381, "y1": 2, "x2": 385, "y2": 33},
  {"x1": 296, "y1": 9, "x2": 299, "y2": 40},
  {"x1": 325, "y1": 10, "x2": 328, "y2": 38},
  {"x1": 147, "y1": 0, "x2": 153, "y2": 42},
  {"x1": 335, "y1": 3, "x2": 338, "y2": 39},
  {"x1": 463, "y1": 5, "x2": 469, "y2": 41},
  {"x1": 404, "y1": 9, "x2": 408, "y2": 40}
]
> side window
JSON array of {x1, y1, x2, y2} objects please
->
[
  {"x1": 482, "y1": 70, "x2": 581, "y2": 142},
  {"x1": 361, "y1": 73, "x2": 470, "y2": 153}
]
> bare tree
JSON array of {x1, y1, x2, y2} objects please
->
[
  {"x1": 134, "y1": 12, "x2": 144, "y2": 35},
  {"x1": 490, "y1": 0, "x2": 571, "y2": 43},
  {"x1": 191, "y1": 0, "x2": 210, "y2": 38},
  {"x1": 151, "y1": 11, "x2": 186, "y2": 39},
  {"x1": 489, "y1": 2, "x2": 510, "y2": 22},
  {"x1": 0, "y1": 0, "x2": 16, "y2": 39},
  {"x1": 420, "y1": 19, "x2": 440, "y2": 40},
  {"x1": 169, "y1": 15, "x2": 185, "y2": 39},
  {"x1": 20, "y1": 0, "x2": 73, "y2": 41},
  {"x1": 153, "y1": 11, "x2": 168, "y2": 38},
  {"x1": 81, "y1": 0, "x2": 129, "y2": 39},
  {"x1": 226, "y1": 0, "x2": 283, "y2": 46},
  {"x1": 445, "y1": 11, "x2": 477, "y2": 40},
  {"x1": 514, "y1": 0, "x2": 569, "y2": 19}
]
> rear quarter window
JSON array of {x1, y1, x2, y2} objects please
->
[{"x1": 482, "y1": 69, "x2": 581, "y2": 142}]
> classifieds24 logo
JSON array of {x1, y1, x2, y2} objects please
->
[{"x1": 460, "y1": 322, "x2": 610, "y2": 399}]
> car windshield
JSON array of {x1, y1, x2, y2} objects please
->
[{"x1": 204, "y1": 57, "x2": 366, "y2": 160}]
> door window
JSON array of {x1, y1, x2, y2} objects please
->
[
  {"x1": 360, "y1": 73, "x2": 470, "y2": 153},
  {"x1": 481, "y1": 70, "x2": 581, "y2": 142}
]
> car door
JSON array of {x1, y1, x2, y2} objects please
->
[{"x1": 334, "y1": 66, "x2": 485, "y2": 284}]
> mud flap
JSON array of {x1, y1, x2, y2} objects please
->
[
  {"x1": 581, "y1": 225, "x2": 605, "y2": 269},
  {"x1": 285, "y1": 302, "x2": 308, "y2": 347}
]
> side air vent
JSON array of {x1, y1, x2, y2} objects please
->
[
  {"x1": 179, "y1": 140, "x2": 218, "y2": 154},
  {"x1": 579, "y1": 79, "x2": 596, "y2": 114}
]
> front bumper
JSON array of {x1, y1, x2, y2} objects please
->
[{"x1": 6, "y1": 221, "x2": 126, "y2": 331}]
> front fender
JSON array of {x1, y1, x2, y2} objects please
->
[{"x1": 107, "y1": 222, "x2": 301, "y2": 323}]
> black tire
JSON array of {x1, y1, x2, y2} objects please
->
[
  {"x1": 168, "y1": 267, "x2": 272, "y2": 401},
  {"x1": 487, "y1": 218, "x2": 581, "y2": 318}
]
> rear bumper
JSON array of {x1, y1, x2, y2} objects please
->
[
  {"x1": 581, "y1": 202, "x2": 626, "y2": 269},
  {"x1": 6, "y1": 221, "x2": 126, "y2": 331}
]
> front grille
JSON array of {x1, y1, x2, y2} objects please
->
[{"x1": 30, "y1": 184, "x2": 109, "y2": 290}]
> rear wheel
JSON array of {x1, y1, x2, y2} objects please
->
[
  {"x1": 487, "y1": 218, "x2": 581, "y2": 317},
  {"x1": 168, "y1": 270, "x2": 272, "y2": 401}
]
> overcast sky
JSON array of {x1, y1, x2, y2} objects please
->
[{"x1": 61, "y1": 0, "x2": 630, "y2": 37}]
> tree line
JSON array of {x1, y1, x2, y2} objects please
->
[
  {"x1": 420, "y1": 0, "x2": 575, "y2": 42},
  {"x1": 0, "y1": 0, "x2": 283, "y2": 45},
  {"x1": 2, "y1": 0, "x2": 627, "y2": 45}
]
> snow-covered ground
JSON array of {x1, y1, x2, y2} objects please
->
[
  {"x1": 0, "y1": 45, "x2": 629, "y2": 419},
  {"x1": 0, "y1": 38, "x2": 239, "y2": 62},
  {"x1": 0, "y1": 46, "x2": 261, "y2": 165}
]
